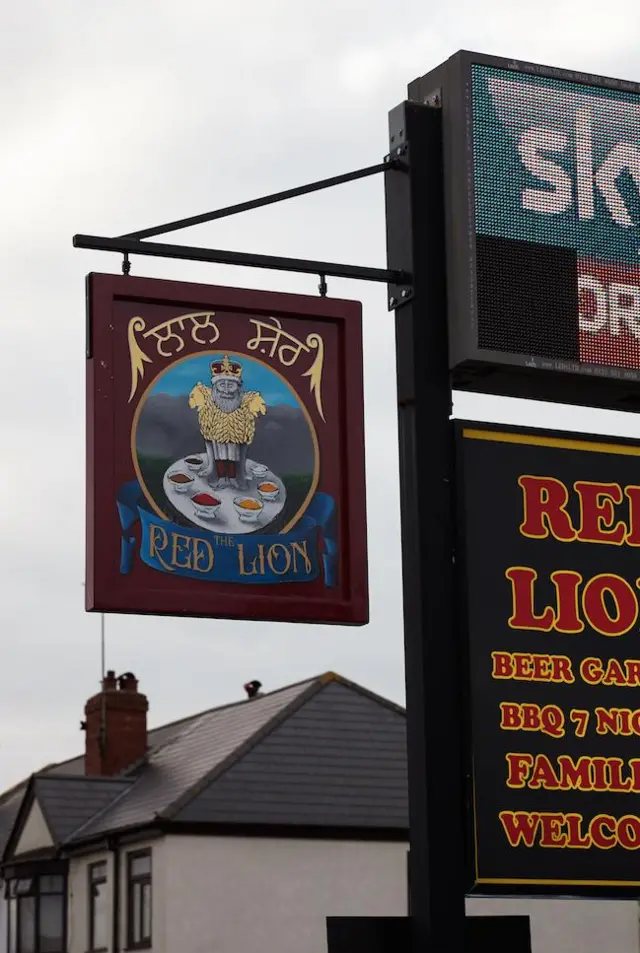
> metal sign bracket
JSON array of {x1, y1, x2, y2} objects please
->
[{"x1": 73, "y1": 158, "x2": 413, "y2": 298}]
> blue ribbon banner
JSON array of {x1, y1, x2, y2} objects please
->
[{"x1": 116, "y1": 481, "x2": 337, "y2": 587}]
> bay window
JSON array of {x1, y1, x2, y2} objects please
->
[{"x1": 6, "y1": 874, "x2": 65, "y2": 953}]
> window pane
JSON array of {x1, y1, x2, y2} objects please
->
[
  {"x1": 90, "y1": 881, "x2": 108, "y2": 950},
  {"x1": 15, "y1": 880, "x2": 32, "y2": 896},
  {"x1": 130, "y1": 854, "x2": 151, "y2": 878},
  {"x1": 141, "y1": 882, "x2": 152, "y2": 941},
  {"x1": 131, "y1": 883, "x2": 142, "y2": 944},
  {"x1": 18, "y1": 896, "x2": 35, "y2": 953},
  {"x1": 39, "y1": 895, "x2": 64, "y2": 953},
  {"x1": 128, "y1": 852, "x2": 152, "y2": 947},
  {"x1": 8, "y1": 898, "x2": 17, "y2": 953},
  {"x1": 90, "y1": 863, "x2": 107, "y2": 884},
  {"x1": 39, "y1": 876, "x2": 64, "y2": 895}
]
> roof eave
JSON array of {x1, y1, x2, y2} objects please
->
[{"x1": 157, "y1": 818, "x2": 409, "y2": 842}]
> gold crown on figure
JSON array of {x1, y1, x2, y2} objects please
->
[{"x1": 211, "y1": 354, "x2": 243, "y2": 381}]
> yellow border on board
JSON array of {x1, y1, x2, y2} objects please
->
[
  {"x1": 462, "y1": 427, "x2": 640, "y2": 457},
  {"x1": 477, "y1": 878, "x2": 640, "y2": 886},
  {"x1": 464, "y1": 424, "x2": 640, "y2": 890}
]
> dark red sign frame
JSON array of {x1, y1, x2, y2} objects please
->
[{"x1": 86, "y1": 273, "x2": 368, "y2": 625}]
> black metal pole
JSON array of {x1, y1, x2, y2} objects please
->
[
  {"x1": 119, "y1": 160, "x2": 397, "y2": 240},
  {"x1": 72, "y1": 233, "x2": 409, "y2": 286},
  {"x1": 385, "y1": 102, "x2": 466, "y2": 952}
]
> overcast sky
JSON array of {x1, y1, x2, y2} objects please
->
[{"x1": 2, "y1": 0, "x2": 640, "y2": 791}]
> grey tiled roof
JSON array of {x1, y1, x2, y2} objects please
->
[
  {"x1": 42, "y1": 711, "x2": 207, "y2": 779},
  {"x1": 0, "y1": 690, "x2": 252, "y2": 854},
  {"x1": 174, "y1": 680, "x2": 408, "y2": 828},
  {"x1": 1, "y1": 673, "x2": 408, "y2": 856},
  {"x1": 0, "y1": 790, "x2": 24, "y2": 860},
  {"x1": 34, "y1": 776, "x2": 133, "y2": 843},
  {"x1": 74, "y1": 677, "x2": 318, "y2": 838}
]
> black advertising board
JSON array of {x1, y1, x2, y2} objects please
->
[
  {"x1": 457, "y1": 421, "x2": 640, "y2": 896},
  {"x1": 326, "y1": 916, "x2": 531, "y2": 952},
  {"x1": 409, "y1": 51, "x2": 640, "y2": 411}
]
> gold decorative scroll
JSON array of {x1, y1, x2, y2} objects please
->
[
  {"x1": 127, "y1": 312, "x2": 219, "y2": 402},
  {"x1": 301, "y1": 333, "x2": 325, "y2": 422},
  {"x1": 127, "y1": 317, "x2": 153, "y2": 402},
  {"x1": 247, "y1": 317, "x2": 325, "y2": 421}
]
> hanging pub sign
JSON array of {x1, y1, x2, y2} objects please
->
[
  {"x1": 86, "y1": 273, "x2": 368, "y2": 624},
  {"x1": 457, "y1": 422, "x2": 640, "y2": 897},
  {"x1": 410, "y1": 51, "x2": 640, "y2": 410}
]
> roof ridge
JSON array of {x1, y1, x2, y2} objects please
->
[
  {"x1": 145, "y1": 675, "x2": 322, "y2": 761},
  {"x1": 319, "y1": 673, "x2": 406, "y2": 717},
  {"x1": 149, "y1": 676, "x2": 322, "y2": 751},
  {"x1": 160, "y1": 678, "x2": 326, "y2": 821}
]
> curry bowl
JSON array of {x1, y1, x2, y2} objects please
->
[
  {"x1": 185, "y1": 455, "x2": 205, "y2": 472},
  {"x1": 233, "y1": 495, "x2": 264, "y2": 522},
  {"x1": 191, "y1": 492, "x2": 222, "y2": 519},
  {"x1": 167, "y1": 472, "x2": 194, "y2": 493},
  {"x1": 257, "y1": 480, "x2": 279, "y2": 502}
]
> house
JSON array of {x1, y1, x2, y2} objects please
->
[{"x1": 0, "y1": 671, "x2": 637, "y2": 953}]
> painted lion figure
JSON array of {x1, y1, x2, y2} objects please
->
[{"x1": 188, "y1": 381, "x2": 266, "y2": 489}]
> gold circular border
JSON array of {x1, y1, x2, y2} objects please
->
[{"x1": 130, "y1": 349, "x2": 320, "y2": 535}]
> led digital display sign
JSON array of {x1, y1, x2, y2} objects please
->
[{"x1": 409, "y1": 52, "x2": 640, "y2": 409}]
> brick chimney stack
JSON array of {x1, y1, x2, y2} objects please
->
[{"x1": 83, "y1": 671, "x2": 149, "y2": 776}]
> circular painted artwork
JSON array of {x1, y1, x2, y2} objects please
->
[{"x1": 132, "y1": 351, "x2": 319, "y2": 535}]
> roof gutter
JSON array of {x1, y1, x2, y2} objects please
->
[{"x1": 61, "y1": 824, "x2": 162, "y2": 857}]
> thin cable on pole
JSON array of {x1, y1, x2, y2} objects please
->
[
  {"x1": 101, "y1": 612, "x2": 106, "y2": 680},
  {"x1": 100, "y1": 613, "x2": 107, "y2": 755}
]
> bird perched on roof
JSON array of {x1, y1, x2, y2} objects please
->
[{"x1": 244, "y1": 680, "x2": 263, "y2": 699}]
